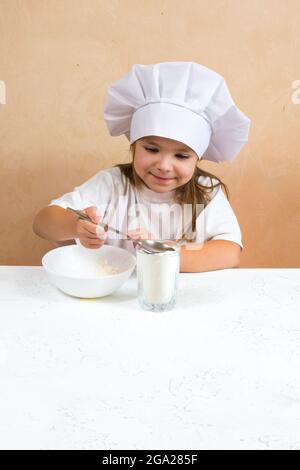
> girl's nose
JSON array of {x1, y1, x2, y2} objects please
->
[{"x1": 156, "y1": 157, "x2": 173, "y2": 172}]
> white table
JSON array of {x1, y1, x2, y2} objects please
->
[{"x1": 0, "y1": 266, "x2": 299, "y2": 450}]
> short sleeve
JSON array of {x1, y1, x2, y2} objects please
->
[
  {"x1": 196, "y1": 186, "x2": 244, "y2": 250},
  {"x1": 48, "y1": 169, "x2": 115, "y2": 215}
]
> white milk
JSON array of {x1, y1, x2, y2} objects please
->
[{"x1": 137, "y1": 249, "x2": 180, "y2": 304}]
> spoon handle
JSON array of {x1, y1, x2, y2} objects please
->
[
  {"x1": 66, "y1": 207, "x2": 132, "y2": 240},
  {"x1": 66, "y1": 208, "x2": 166, "y2": 254}
]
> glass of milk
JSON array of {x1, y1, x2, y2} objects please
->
[{"x1": 136, "y1": 241, "x2": 181, "y2": 311}]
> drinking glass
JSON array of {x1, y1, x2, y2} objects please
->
[{"x1": 136, "y1": 242, "x2": 181, "y2": 312}]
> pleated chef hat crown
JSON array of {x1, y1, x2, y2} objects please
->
[{"x1": 103, "y1": 62, "x2": 251, "y2": 163}]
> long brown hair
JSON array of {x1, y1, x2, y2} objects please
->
[{"x1": 115, "y1": 142, "x2": 229, "y2": 242}]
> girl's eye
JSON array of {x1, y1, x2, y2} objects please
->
[{"x1": 144, "y1": 147, "x2": 189, "y2": 159}]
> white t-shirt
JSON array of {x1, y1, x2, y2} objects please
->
[{"x1": 49, "y1": 166, "x2": 243, "y2": 255}]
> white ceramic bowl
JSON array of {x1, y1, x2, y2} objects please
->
[{"x1": 42, "y1": 244, "x2": 136, "y2": 298}]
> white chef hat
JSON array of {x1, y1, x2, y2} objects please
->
[{"x1": 103, "y1": 62, "x2": 250, "y2": 163}]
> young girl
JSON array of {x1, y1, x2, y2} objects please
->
[{"x1": 33, "y1": 62, "x2": 250, "y2": 273}]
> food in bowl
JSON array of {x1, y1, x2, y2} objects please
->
[{"x1": 96, "y1": 259, "x2": 120, "y2": 276}]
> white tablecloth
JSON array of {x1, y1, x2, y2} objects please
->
[{"x1": 0, "y1": 266, "x2": 299, "y2": 450}]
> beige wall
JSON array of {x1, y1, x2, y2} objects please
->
[{"x1": 0, "y1": 0, "x2": 299, "y2": 267}]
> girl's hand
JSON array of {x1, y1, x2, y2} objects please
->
[
  {"x1": 127, "y1": 228, "x2": 156, "y2": 244},
  {"x1": 75, "y1": 206, "x2": 108, "y2": 249}
]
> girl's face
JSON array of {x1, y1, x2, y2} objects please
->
[{"x1": 133, "y1": 136, "x2": 198, "y2": 192}]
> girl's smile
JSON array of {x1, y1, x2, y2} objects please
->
[{"x1": 149, "y1": 172, "x2": 176, "y2": 183}]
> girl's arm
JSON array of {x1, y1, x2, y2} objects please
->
[
  {"x1": 33, "y1": 205, "x2": 78, "y2": 242},
  {"x1": 180, "y1": 240, "x2": 241, "y2": 273}
]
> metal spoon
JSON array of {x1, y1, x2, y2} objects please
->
[{"x1": 66, "y1": 207, "x2": 177, "y2": 254}]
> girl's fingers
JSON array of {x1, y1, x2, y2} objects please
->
[
  {"x1": 78, "y1": 219, "x2": 103, "y2": 237},
  {"x1": 80, "y1": 237, "x2": 105, "y2": 247},
  {"x1": 86, "y1": 239, "x2": 104, "y2": 246},
  {"x1": 83, "y1": 221, "x2": 99, "y2": 236},
  {"x1": 83, "y1": 206, "x2": 101, "y2": 224},
  {"x1": 128, "y1": 233, "x2": 144, "y2": 240},
  {"x1": 128, "y1": 228, "x2": 143, "y2": 237},
  {"x1": 84, "y1": 234, "x2": 103, "y2": 241},
  {"x1": 82, "y1": 243, "x2": 104, "y2": 249},
  {"x1": 147, "y1": 232, "x2": 156, "y2": 240},
  {"x1": 128, "y1": 228, "x2": 155, "y2": 240},
  {"x1": 96, "y1": 225, "x2": 108, "y2": 240},
  {"x1": 83, "y1": 230, "x2": 107, "y2": 241}
]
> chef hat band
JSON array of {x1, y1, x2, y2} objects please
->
[
  {"x1": 130, "y1": 102, "x2": 212, "y2": 157},
  {"x1": 103, "y1": 62, "x2": 251, "y2": 163}
]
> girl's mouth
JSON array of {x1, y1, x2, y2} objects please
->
[{"x1": 150, "y1": 173, "x2": 175, "y2": 182}]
